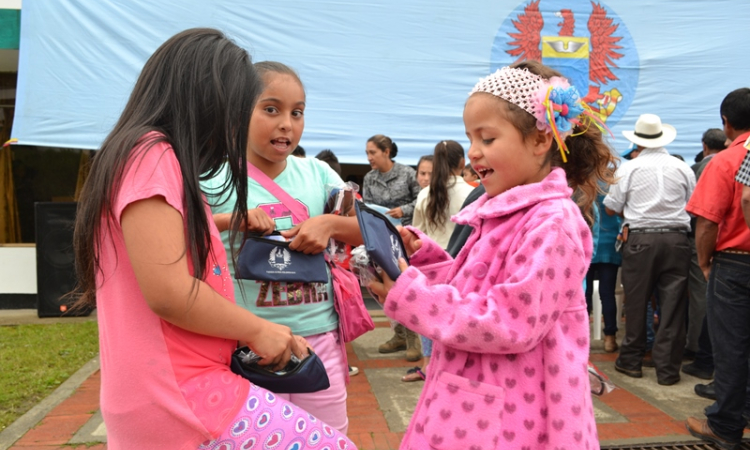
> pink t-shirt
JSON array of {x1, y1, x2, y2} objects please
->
[{"x1": 96, "y1": 136, "x2": 248, "y2": 450}]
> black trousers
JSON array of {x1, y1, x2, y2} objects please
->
[{"x1": 618, "y1": 231, "x2": 690, "y2": 382}]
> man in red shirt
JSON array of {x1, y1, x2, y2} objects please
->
[{"x1": 686, "y1": 87, "x2": 750, "y2": 449}]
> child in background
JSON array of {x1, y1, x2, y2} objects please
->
[
  {"x1": 203, "y1": 61, "x2": 362, "y2": 434},
  {"x1": 463, "y1": 163, "x2": 481, "y2": 187},
  {"x1": 404, "y1": 140, "x2": 475, "y2": 382},
  {"x1": 316, "y1": 149, "x2": 342, "y2": 176},
  {"x1": 413, "y1": 140, "x2": 475, "y2": 249},
  {"x1": 371, "y1": 60, "x2": 615, "y2": 449},
  {"x1": 416, "y1": 154, "x2": 433, "y2": 189},
  {"x1": 72, "y1": 29, "x2": 353, "y2": 449}
]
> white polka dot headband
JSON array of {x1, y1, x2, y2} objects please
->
[{"x1": 470, "y1": 67, "x2": 610, "y2": 162}]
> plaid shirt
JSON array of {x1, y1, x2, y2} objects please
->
[
  {"x1": 362, "y1": 162, "x2": 420, "y2": 225},
  {"x1": 734, "y1": 138, "x2": 750, "y2": 186}
]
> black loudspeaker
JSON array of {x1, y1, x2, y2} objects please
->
[{"x1": 35, "y1": 202, "x2": 91, "y2": 318}]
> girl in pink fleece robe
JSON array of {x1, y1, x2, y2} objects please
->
[{"x1": 371, "y1": 61, "x2": 616, "y2": 450}]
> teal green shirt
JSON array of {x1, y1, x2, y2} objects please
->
[{"x1": 202, "y1": 156, "x2": 344, "y2": 336}]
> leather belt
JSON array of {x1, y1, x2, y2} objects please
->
[
  {"x1": 629, "y1": 227, "x2": 688, "y2": 234},
  {"x1": 721, "y1": 248, "x2": 750, "y2": 255}
]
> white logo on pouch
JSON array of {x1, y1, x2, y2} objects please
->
[
  {"x1": 269, "y1": 247, "x2": 292, "y2": 271},
  {"x1": 390, "y1": 235, "x2": 402, "y2": 266}
]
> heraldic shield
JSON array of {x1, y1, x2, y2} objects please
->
[{"x1": 541, "y1": 35, "x2": 590, "y2": 93}]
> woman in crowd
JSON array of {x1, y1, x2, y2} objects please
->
[
  {"x1": 363, "y1": 134, "x2": 422, "y2": 361},
  {"x1": 585, "y1": 173, "x2": 623, "y2": 353},
  {"x1": 363, "y1": 134, "x2": 421, "y2": 226}
]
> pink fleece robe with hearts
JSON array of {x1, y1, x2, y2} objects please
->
[{"x1": 385, "y1": 168, "x2": 599, "y2": 450}]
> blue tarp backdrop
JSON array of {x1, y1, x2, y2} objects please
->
[{"x1": 10, "y1": 0, "x2": 750, "y2": 163}]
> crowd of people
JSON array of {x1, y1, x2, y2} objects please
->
[
  {"x1": 583, "y1": 88, "x2": 750, "y2": 450},
  {"x1": 70, "y1": 28, "x2": 750, "y2": 450}
]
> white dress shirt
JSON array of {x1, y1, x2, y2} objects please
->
[{"x1": 603, "y1": 147, "x2": 696, "y2": 230}]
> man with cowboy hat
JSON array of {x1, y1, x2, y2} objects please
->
[{"x1": 603, "y1": 113, "x2": 696, "y2": 385}]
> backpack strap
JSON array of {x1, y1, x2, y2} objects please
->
[{"x1": 246, "y1": 162, "x2": 310, "y2": 222}]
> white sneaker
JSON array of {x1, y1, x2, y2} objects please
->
[{"x1": 348, "y1": 365, "x2": 359, "y2": 376}]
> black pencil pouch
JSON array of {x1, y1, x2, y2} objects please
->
[{"x1": 230, "y1": 347, "x2": 330, "y2": 394}]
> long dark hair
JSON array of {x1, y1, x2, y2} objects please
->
[
  {"x1": 72, "y1": 28, "x2": 261, "y2": 308},
  {"x1": 425, "y1": 140, "x2": 465, "y2": 231},
  {"x1": 503, "y1": 60, "x2": 617, "y2": 225}
]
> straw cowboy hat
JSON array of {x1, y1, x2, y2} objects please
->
[{"x1": 622, "y1": 113, "x2": 677, "y2": 149}]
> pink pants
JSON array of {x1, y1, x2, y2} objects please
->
[
  {"x1": 196, "y1": 384, "x2": 354, "y2": 450},
  {"x1": 276, "y1": 331, "x2": 349, "y2": 434}
]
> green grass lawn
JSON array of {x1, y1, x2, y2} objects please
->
[{"x1": 0, "y1": 321, "x2": 99, "y2": 431}]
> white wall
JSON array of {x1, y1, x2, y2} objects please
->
[
  {"x1": 0, "y1": 1, "x2": 21, "y2": 9},
  {"x1": 0, "y1": 246, "x2": 36, "y2": 294}
]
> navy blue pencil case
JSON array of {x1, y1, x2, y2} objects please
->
[
  {"x1": 354, "y1": 201, "x2": 409, "y2": 281},
  {"x1": 236, "y1": 232, "x2": 328, "y2": 283}
]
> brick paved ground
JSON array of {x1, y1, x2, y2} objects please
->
[{"x1": 5, "y1": 320, "x2": 741, "y2": 450}]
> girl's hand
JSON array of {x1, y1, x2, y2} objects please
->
[
  {"x1": 368, "y1": 258, "x2": 409, "y2": 304},
  {"x1": 386, "y1": 206, "x2": 404, "y2": 218},
  {"x1": 294, "y1": 335, "x2": 312, "y2": 358},
  {"x1": 245, "y1": 208, "x2": 276, "y2": 235},
  {"x1": 281, "y1": 216, "x2": 332, "y2": 254},
  {"x1": 397, "y1": 226, "x2": 422, "y2": 257},
  {"x1": 249, "y1": 321, "x2": 305, "y2": 371},
  {"x1": 213, "y1": 208, "x2": 275, "y2": 234}
]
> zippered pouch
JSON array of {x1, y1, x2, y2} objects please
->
[
  {"x1": 236, "y1": 232, "x2": 328, "y2": 283},
  {"x1": 354, "y1": 202, "x2": 409, "y2": 281}
]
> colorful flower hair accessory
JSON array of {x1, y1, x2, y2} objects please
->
[{"x1": 470, "y1": 67, "x2": 611, "y2": 163}]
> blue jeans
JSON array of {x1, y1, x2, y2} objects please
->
[
  {"x1": 705, "y1": 252, "x2": 750, "y2": 442},
  {"x1": 420, "y1": 336, "x2": 433, "y2": 357},
  {"x1": 691, "y1": 315, "x2": 715, "y2": 372},
  {"x1": 585, "y1": 263, "x2": 620, "y2": 336}
]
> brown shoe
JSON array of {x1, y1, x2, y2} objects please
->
[
  {"x1": 686, "y1": 417, "x2": 739, "y2": 449},
  {"x1": 378, "y1": 333, "x2": 406, "y2": 353},
  {"x1": 405, "y1": 328, "x2": 423, "y2": 362},
  {"x1": 614, "y1": 359, "x2": 642, "y2": 378},
  {"x1": 604, "y1": 335, "x2": 618, "y2": 353}
]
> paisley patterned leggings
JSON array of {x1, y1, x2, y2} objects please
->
[{"x1": 197, "y1": 384, "x2": 355, "y2": 450}]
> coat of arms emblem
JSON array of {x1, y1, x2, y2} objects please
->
[
  {"x1": 493, "y1": 0, "x2": 639, "y2": 127},
  {"x1": 269, "y1": 247, "x2": 292, "y2": 271}
]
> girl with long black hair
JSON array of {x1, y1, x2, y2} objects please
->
[
  {"x1": 402, "y1": 140, "x2": 474, "y2": 382},
  {"x1": 413, "y1": 140, "x2": 475, "y2": 249},
  {"x1": 72, "y1": 29, "x2": 354, "y2": 449}
]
